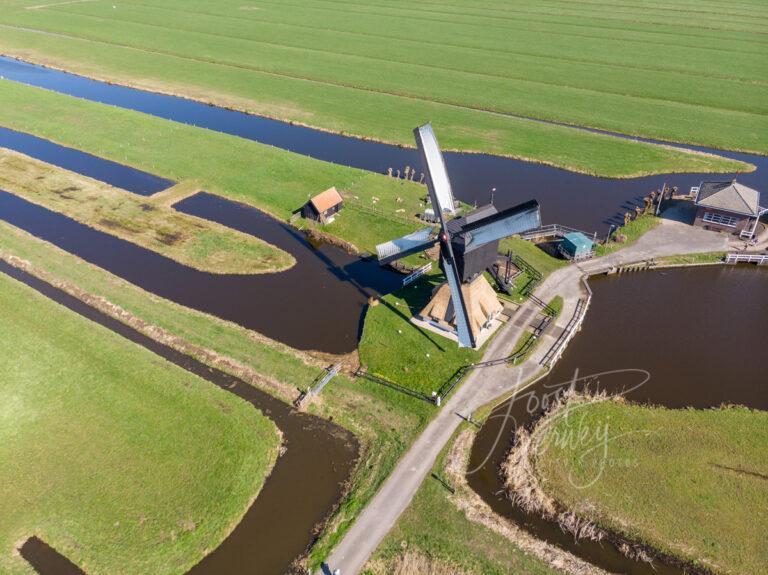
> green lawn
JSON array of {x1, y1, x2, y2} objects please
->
[
  {"x1": 0, "y1": 0, "x2": 759, "y2": 176},
  {"x1": 0, "y1": 219, "x2": 435, "y2": 570},
  {"x1": 595, "y1": 213, "x2": 660, "y2": 256},
  {"x1": 0, "y1": 80, "x2": 424, "y2": 254},
  {"x1": 366, "y1": 427, "x2": 559, "y2": 575},
  {"x1": 0, "y1": 269, "x2": 280, "y2": 574},
  {"x1": 358, "y1": 274, "x2": 481, "y2": 396},
  {"x1": 536, "y1": 399, "x2": 768, "y2": 575},
  {"x1": 499, "y1": 237, "x2": 568, "y2": 278}
]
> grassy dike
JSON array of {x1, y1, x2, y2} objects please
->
[
  {"x1": 0, "y1": 149, "x2": 295, "y2": 274},
  {"x1": 0, "y1": 269, "x2": 280, "y2": 575},
  {"x1": 0, "y1": 79, "x2": 422, "y2": 254},
  {"x1": 0, "y1": 0, "x2": 764, "y2": 166},
  {"x1": 0, "y1": 220, "x2": 435, "y2": 570},
  {"x1": 533, "y1": 398, "x2": 768, "y2": 575}
]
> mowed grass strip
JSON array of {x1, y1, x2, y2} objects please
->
[
  {"x1": 0, "y1": 80, "x2": 422, "y2": 253},
  {"x1": 0, "y1": 0, "x2": 764, "y2": 155},
  {"x1": 0, "y1": 4, "x2": 760, "y2": 170},
  {"x1": 0, "y1": 149, "x2": 295, "y2": 274},
  {"x1": 536, "y1": 399, "x2": 768, "y2": 575},
  {"x1": 0, "y1": 270, "x2": 280, "y2": 575}
]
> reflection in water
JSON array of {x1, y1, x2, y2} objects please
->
[
  {"x1": 469, "y1": 266, "x2": 768, "y2": 575},
  {"x1": 1, "y1": 56, "x2": 765, "y2": 234},
  {"x1": 0, "y1": 190, "x2": 401, "y2": 353},
  {"x1": 0, "y1": 126, "x2": 173, "y2": 195}
]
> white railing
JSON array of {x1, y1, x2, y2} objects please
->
[
  {"x1": 725, "y1": 253, "x2": 768, "y2": 265},
  {"x1": 403, "y1": 262, "x2": 432, "y2": 286},
  {"x1": 521, "y1": 224, "x2": 596, "y2": 241}
]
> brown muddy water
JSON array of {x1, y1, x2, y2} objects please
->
[
  {"x1": 469, "y1": 265, "x2": 768, "y2": 574},
  {"x1": 0, "y1": 261, "x2": 358, "y2": 575}
]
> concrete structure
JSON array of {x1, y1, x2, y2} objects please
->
[
  {"x1": 559, "y1": 232, "x2": 595, "y2": 261},
  {"x1": 693, "y1": 180, "x2": 765, "y2": 239},
  {"x1": 302, "y1": 187, "x2": 343, "y2": 224}
]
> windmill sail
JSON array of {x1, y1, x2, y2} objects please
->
[
  {"x1": 414, "y1": 124, "x2": 457, "y2": 216},
  {"x1": 415, "y1": 123, "x2": 475, "y2": 348},
  {"x1": 376, "y1": 227, "x2": 436, "y2": 265},
  {"x1": 441, "y1": 254, "x2": 475, "y2": 348},
  {"x1": 462, "y1": 200, "x2": 541, "y2": 249}
]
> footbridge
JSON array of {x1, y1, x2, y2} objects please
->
[{"x1": 520, "y1": 223, "x2": 598, "y2": 242}]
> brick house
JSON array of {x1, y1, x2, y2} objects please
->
[{"x1": 693, "y1": 180, "x2": 765, "y2": 239}]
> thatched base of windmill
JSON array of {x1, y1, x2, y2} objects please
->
[{"x1": 412, "y1": 275, "x2": 504, "y2": 349}]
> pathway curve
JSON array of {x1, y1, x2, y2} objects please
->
[{"x1": 320, "y1": 218, "x2": 728, "y2": 574}]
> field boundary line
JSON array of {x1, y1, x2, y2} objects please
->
[
  {"x1": 131, "y1": 0, "x2": 768, "y2": 51},
  {"x1": 35, "y1": 6, "x2": 768, "y2": 114},
  {"x1": 18, "y1": 7, "x2": 768, "y2": 88},
  {"x1": 25, "y1": 0, "x2": 97, "y2": 10},
  {"x1": 6, "y1": 16, "x2": 767, "y2": 124}
]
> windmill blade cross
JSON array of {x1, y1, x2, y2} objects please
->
[
  {"x1": 462, "y1": 200, "x2": 541, "y2": 249},
  {"x1": 441, "y1": 253, "x2": 475, "y2": 348},
  {"x1": 375, "y1": 227, "x2": 437, "y2": 265}
]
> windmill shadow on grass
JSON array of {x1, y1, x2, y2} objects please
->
[{"x1": 376, "y1": 273, "x2": 448, "y2": 354}]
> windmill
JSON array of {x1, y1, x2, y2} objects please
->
[{"x1": 376, "y1": 124, "x2": 541, "y2": 348}]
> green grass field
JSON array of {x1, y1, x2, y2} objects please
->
[
  {"x1": 0, "y1": 219, "x2": 435, "y2": 569},
  {"x1": 536, "y1": 399, "x2": 768, "y2": 575},
  {"x1": 358, "y1": 274, "x2": 481, "y2": 395},
  {"x1": 0, "y1": 269, "x2": 280, "y2": 574},
  {"x1": 0, "y1": 0, "x2": 761, "y2": 176},
  {"x1": 0, "y1": 80, "x2": 421, "y2": 254}
]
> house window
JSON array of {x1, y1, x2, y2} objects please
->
[{"x1": 703, "y1": 212, "x2": 738, "y2": 227}]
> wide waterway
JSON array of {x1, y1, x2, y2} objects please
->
[
  {"x1": 468, "y1": 266, "x2": 768, "y2": 575},
  {"x1": 1, "y1": 55, "x2": 766, "y2": 235}
]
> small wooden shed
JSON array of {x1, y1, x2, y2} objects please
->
[{"x1": 302, "y1": 187, "x2": 344, "y2": 224}]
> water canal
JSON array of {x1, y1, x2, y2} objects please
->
[
  {"x1": 1, "y1": 260, "x2": 358, "y2": 575},
  {"x1": 0, "y1": 190, "x2": 400, "y2": 353},
  {"x1": 1, "y1": 55, "x2": 766, "y2": 235},
  {"x1": 1, "y1": 54, "x2": 768, "y2": 575},
  {"x1": 468, "y1": 266, "x2": 768, "y2": 575}
]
